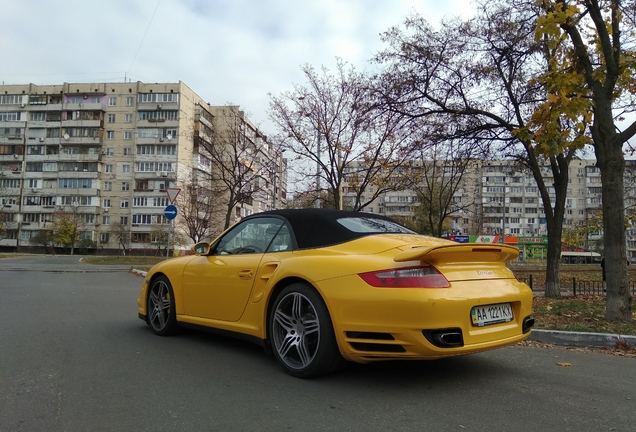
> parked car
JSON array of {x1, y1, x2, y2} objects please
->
[{"x1": 138, "y1": 209, "x2": 533, "y2": 377}]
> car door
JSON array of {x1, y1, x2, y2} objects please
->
[{"x1": 181, "y1": 217, "x2": 285, "y2": 322}]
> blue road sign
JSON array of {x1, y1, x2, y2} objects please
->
[{"x1": 164, "y1": 204, "x2": 178, "y2": 220}]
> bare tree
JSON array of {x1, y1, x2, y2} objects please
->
[
  {"x1": 174, "y1": 172, "x2": 224, "y2": 243},
  {"x1": 410, "y1": 139, "x2": 480, "y2": 237},
  {"x1": 28, "y1": 229, "x2": 55, "y2": 253},
  {"x1": 269, "y1": 60, "x2": 415, "y2": 211},
  {"x1": 374, "y1": 0, "x2": 582, "y2": 297},
  {"x1": 109, "y1": 221, "x2": 130, "y2": 256},
  {"x1": 198, "y1": 105, "x2": 272, "y2": 230}
]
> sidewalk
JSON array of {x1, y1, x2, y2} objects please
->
[{"x1": 529, "y1": 329, "x2": 636, "y2": 347}]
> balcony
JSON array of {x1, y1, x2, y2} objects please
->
[
  {"x1": 138, "y1": 101, "x2": 179, "y2": 111},
  {"x1": 63, "y1": 102, "x2": 104, "y2": 111},
  {"x1": 136, "y1": 118, "x2": 179, "y2": 128},
  {"x1": 0, "y1": 154, "x2": 23, "y2": 163},
  {"x1": 135, "y1": 136, "x2": 170, "y2": 145},
  {"x1": 62, "y1": 136, "x2": 102, "y2": 145},
  {"x1": 57, "y1": 153, "x2": 102, "y2": 162},
  {"x1": 61, "y1": 119, "x2": 103, "y2": 128}
]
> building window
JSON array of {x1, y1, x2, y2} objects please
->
[
  {"x1": 120, "y1": 216, "x2": 128, "y2": 225},
  {"x1": 108, "y1": 97, "x2": 117, "y2": 106},
  {"x1": 107, "y1": 114, "x2": 116, "y2": 123},
  {"x1": 125, "y1": 114, "x2": 133, "y2": 123},
  {"x1": 137, "y1": 145, "x2": 155, "y2": 155},
  {"x1": 122, "y1": 165, "x2": 130, "y2": 173},
  {"x1": 100, "y1": 232, "x2": 110, "y2": 242},
  {"x1": 121, "y1": 199, "x2": 129, "y2": 208},
  {"x1": 137, "y1": 93, "x2": 179, "y2": 103},
  {"x1": 126, "y1": 97, "x2": 134, "y2": 106},
  {"x1": 124, "y1": 132, "x2": 132, "y2": 140},
  {"x1": 121, "y1": 182, "x2": 130, "y2": 191},
  {"x1": 106, "y1": 131, "x2": 114, "y2": 140},
  {"x1": 103, "y1": 198, "x2": 111, "y2": 208},
  {"x1": 134, "y1": 197, "x2": 148, "y2": 207},
  {"x1": 105, "y1": 165, "x2": 113, "y2": 173},
  {"x1": 105, "y1": 148, "x2": 114, "y2": 156}
]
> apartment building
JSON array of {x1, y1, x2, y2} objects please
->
[
  {"x1": 0, "y1": 81, "x2": 286, "y2": 252},
  {"x1": 345, "y1": 158, "x2": 636, "y2": 259}
]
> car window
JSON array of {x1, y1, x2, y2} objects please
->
[
  {"x1": 214, "y1": 217, "x2": 284, "y2": 255},
  {"x1": 337, "y1": 217, "x2": 415, "y2": 234},
  {"x1": 266, "y1": 225, "x2": 292, "y2": 252}
]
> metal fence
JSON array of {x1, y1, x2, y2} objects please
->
[
  {"x1": 518, "y1": 275, "x2": 636, "y2": 296},
  {"x1": 571, "y1": 279, "x2": 636, "y2": 296}
]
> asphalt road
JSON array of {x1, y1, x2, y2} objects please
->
[{"x1": 1, "y1": 256, "x2": 634, "y2": 432}]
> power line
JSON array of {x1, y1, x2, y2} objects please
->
[{"x1": 127, "y1": 0, "x2": 161, "y2": 78}]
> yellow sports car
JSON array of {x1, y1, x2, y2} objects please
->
[{"x1": 138, "y1": 209, "x2": 533, "y2": 378}]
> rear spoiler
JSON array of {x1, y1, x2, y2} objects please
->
[{"x1": 393, "y1": 243, "x2": 519, "y2": 264}]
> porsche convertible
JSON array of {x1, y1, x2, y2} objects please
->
[{"x1": 138, "y1": 209, "x2": 533, "y2": 378}]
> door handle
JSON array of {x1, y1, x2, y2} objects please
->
[{"x1": 238, "y1": 269, "x2": 254, "y2": 280}]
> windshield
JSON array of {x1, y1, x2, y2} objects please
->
[{"x1": 337, "y1": 217, "x2": 415, "y2": 234}]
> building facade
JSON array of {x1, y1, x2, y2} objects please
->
[{"x1": 0, "y1": 81, "x2": 286, "y2": 252}]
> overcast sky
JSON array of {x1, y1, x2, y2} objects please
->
[{"x1": 1, "y1": 0, "x2": 472, "y2": 134}]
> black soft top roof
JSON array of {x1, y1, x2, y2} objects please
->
[{"x1": 248, "y1": 208, "x2": 409, "y2": 249}]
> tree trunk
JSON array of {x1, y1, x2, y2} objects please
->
[
  {"x1": 544, "y1": 219, "x2": 563, "y2": 298},
  {"x1": 542, "y1": 157, "x2": 570, "y2": 298},
  {"x1": 599, "y1": 142, "x2": 632, "y2": 321}
]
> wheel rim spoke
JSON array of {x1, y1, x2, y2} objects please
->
[
  {"x1": 302, "y1": 317, "x2": 320, "y2": 335},
  {"x1": 278, "y1": 334, "x2": 297, "y2": 358},
  {"x1": 296, "y1": 338, "x2": 312, "y2": 367},
  {"x1": 160, "y1": 298, "x2": 171, "y2": 311},
  {"x1": 291, "y1": 293, "x2": 303, "y2": 321},
  {"x1": 274, "y1": 309, "x2": 294, "y2": 331}
]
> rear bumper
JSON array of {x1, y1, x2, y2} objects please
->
[{"x1": 317, "y1": 276, "x2": 534, "y2": 363}]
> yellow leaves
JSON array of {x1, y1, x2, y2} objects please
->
[
  {"x1": 535, "y1": 1, "x2": 582, "y2": 46},
  {"x1": 556, "y1": 362, "x2": 573, "y2": 367}
]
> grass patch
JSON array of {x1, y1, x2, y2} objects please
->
[
  {"x1": 533, "y1": 295, "x2": 636, "y2": 335},
  {"x1": 81, "y1": 256, "x2": 169, "y2": 266}
]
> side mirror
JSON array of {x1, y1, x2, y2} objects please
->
[{"x1": 191, "y1": 242, "x2": 211, "y2": 255}]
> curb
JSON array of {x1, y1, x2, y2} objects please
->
[
  {"x1": 131, "y1": 269, "x2": 147, "y2": 278},
  {"x1": 529, "y1": 328, "x2": 636, "y2": 348}
]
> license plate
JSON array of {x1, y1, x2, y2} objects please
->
[{"x1": 471, "y1": 303, "x2": 513, "y2": 327}]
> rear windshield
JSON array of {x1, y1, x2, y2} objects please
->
[{"x1": 337, "y1": 217, "x2": 415, "y2": 234}]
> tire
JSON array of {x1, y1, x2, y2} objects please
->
[
  {"x1": 147, "y1": 275, "x2": 179, "y2": 336},
  {"x1": 269, "y1": 283, "x2": 346, "y2": 378}
]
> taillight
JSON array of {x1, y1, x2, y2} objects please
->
[{"x1": 359, "y1": 266, "x2": 450, "y2": 288}]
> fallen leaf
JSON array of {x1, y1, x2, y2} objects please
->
[{"x1": 556, "y1": 362, "x2": 573, "y2": 367}]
